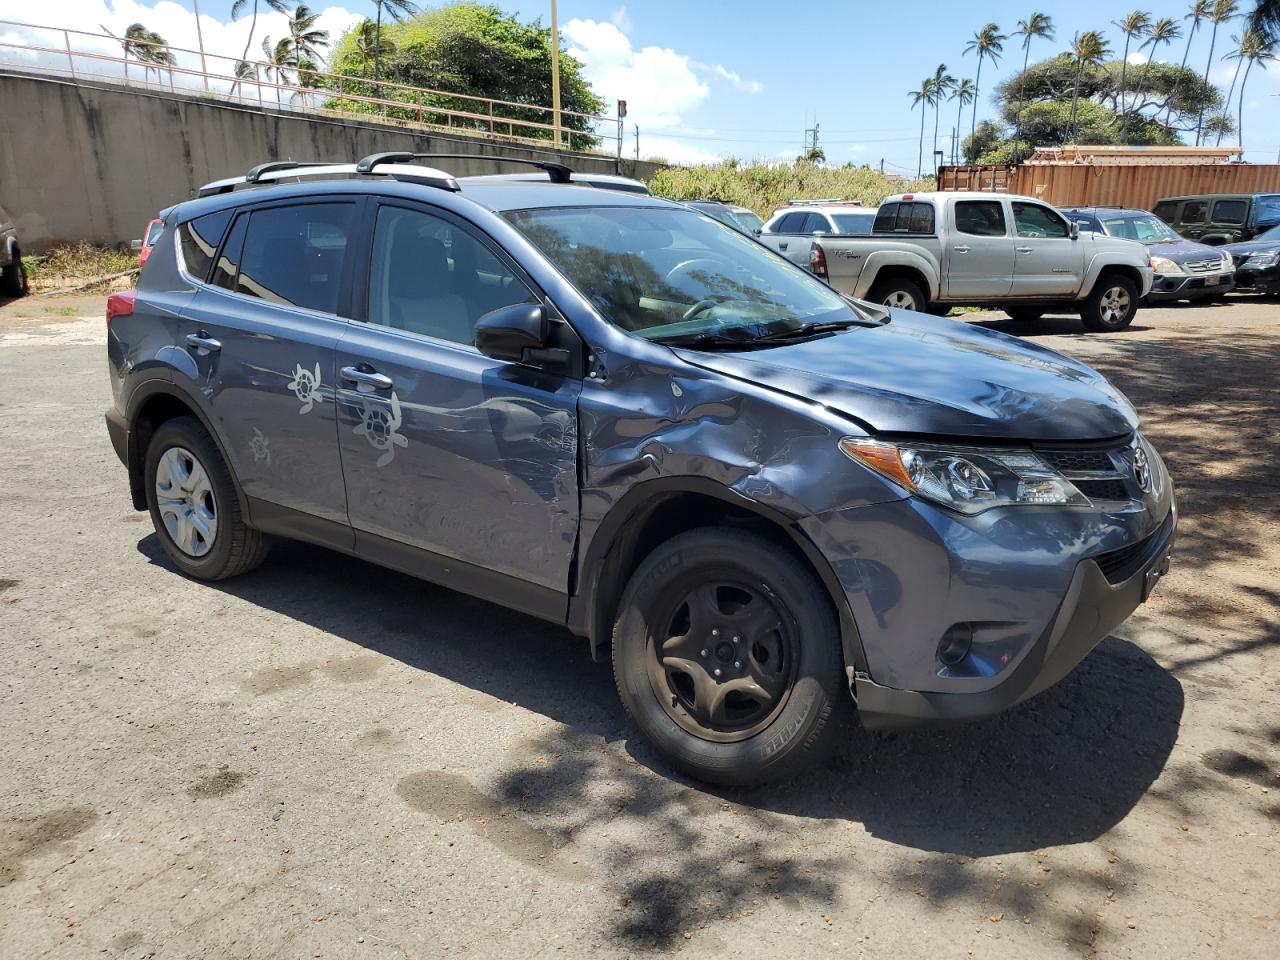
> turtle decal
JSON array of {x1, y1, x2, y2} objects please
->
[
  {"x1": 249, "y1": 427, "x2": 270, "y2": 465},
  {"x1": 354, "y1": 391, "x2": 409, "y2": 467},
  {"x1": 287, "y1": 362, "x2": 323, "y2": 415}
]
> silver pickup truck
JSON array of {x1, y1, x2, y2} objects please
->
[{"x1": 793, "y1": 191, "x2": 1155, "y2": 332}]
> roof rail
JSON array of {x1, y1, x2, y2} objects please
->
[
  {"x1": 783, "y1": 197, "x2": 868, "y2": 206},
  {"x1": 356, "y1": 151, "x2": 574, "y2": 184},
  {"x1": 196, "y1": 158, "x2": 460, "y2": 198},
  {"x1": 245, "y1": 160, "x2": 343, "y2": 183}
]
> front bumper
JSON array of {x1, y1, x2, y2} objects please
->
[
  {"x1": 1145, "y1": 271, "x2": 1235, "y2": 302},
  {"x1": 853, "y1": 507, "x2": 1175, "y2": 729},
  {"x1": 1231, "y1": 263, "x2": 1280, "y2": 293}
]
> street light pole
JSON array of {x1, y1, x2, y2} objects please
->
[
  {"x1": 192, "y1": 0, "x2": 210, "y2": 93},
  {"x1": 550, "y1": 0, "x2": 562, "y2": 149}
]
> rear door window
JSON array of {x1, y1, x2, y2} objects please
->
[
  {"x1": 233, "y1": 203, "x2": 358, "y2": 315},
  {"x1": 1212, "y1": 199, "x2": 1247, "y2": 224},
  {"x1": 907, "y1": 202, "x2": 935, "y2": 233},
  {"x1": 802, "y1": 213, "x2": 832, "y2": 234},
  {"x1": 772, "y1": 212, "x2": 806, "y2": 233},
  {"x1": 954, "y1": 200, "x2": 1007, "y2": 237},
  {"x1": 178, "y1": 209, "x2": 233, "y2": 282}
]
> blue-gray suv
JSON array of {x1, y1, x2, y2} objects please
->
[{"x1": 105, "y1": 155, "x2": 1176, "y2": 785}]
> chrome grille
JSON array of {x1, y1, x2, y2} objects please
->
[{"x1": 1184, "y1": 258, "x2": 1225, "y2": 274}]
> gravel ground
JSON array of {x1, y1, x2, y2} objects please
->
[{"x1": 1, "y1": 293, "x2": 1277, "y2": 959}]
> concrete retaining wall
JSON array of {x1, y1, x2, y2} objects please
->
[{"x1": 0, "y1": 71, "x2": 661, "y2": 251}]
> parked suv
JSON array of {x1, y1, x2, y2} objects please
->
[
  {"x1": 1062, "y1": 206, "x2": 1234, "y2": 303},
  {"x1": 1, "y1": 202, "x2": 28, "y2": 297},
  {"x1": 105, "y1": 155, "x2": 1176, "y2": 785},
  {"x1": 1152, "y1": 193, "x2": 1280, "y2": 245},
  {"x1": 758, "y1": 200, "x2": 877, "y2": 268}
]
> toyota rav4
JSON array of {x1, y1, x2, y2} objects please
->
[{"x1": 105, "y1": 155, "x2": 1176, "y2": 785}]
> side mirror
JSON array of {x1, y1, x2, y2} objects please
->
[
  {"x1": 1069, "y1": 222, "x2": 1080, "y2": 240},
  {"x1": 752, "y1": 228, "x2": 762, "y2": 236},
  {"x1": 475, "y1": 302, "x2": 552, "y2": 365}
]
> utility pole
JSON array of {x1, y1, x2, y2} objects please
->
[
  {"x1": 616, "y1": 99, "x2": 626, "y2": 173},
  {"x1": 192, "y1": 0, "x2": 209, "y2": 93},
  {"x1": 550, "y1": 0, "x2": 562, "y2": 149},
  {"x1": 880, "y1": 158, "x2": 885, "y2": 174},
  {"x1": 635, "y1": 125, "x2": 640, "y2": 161}
]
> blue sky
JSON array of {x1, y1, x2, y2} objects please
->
[{"x1": 6, "y1": 1, "x2": 1279, "y2": 168}]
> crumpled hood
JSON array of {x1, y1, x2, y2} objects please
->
[{"x1": 675, "y1": 311, "x2": 1139, "y2": 441}]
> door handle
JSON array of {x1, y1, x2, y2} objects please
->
[
  {"x1": 185, "y1": 331, "x2": 221, "y2": 354},
  {"x1": 779, "y1": 242, "x2": 789, "y2": 251},
  {"x1": 1016, "y1": 246, "x2": 1034, "y2": 254},
  {"x1": 341, "y1": 365, "x2": 393, "y2": 391},
  {"x1": 952, "y1": 245, "x2": 971, "y2": 253}
]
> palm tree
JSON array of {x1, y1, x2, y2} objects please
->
[
  {"x1": 352, "y1": 19, "x2": 395, "y2": 80},
  {"x1": 909, "y1": 79, "x2": 932, "y2": 178},
  {"x1": 1197, "y1": 0, "x2": 1239, "y2": 144},
  {"x1": 141, "y1": 32, "x2": 177, "y2": 88},
  {"x1": 1069, "y1": 30, "x2": 1112, "y2": 142},
  {"x1": 1132, "y1": 17, "x2": 1182, "y2": 130},
  {"x1": 1201, "y1": 110, "x2": 1235, "y2": 142},
  {"x1": 101, "y1": 22, "x2": 152, "y2": 84},
  {"x1": 287, "y1": 4, "x2": 328, "y2": 87},
  {"x1": 926, "y1": 64, "x2": 955, "y2": 173},
  {"x1": 950, "y1": 78, "x2": 976, "y2": 164},
  {"x1": 1218, "y1": 31, "x2": 1249, "y2": 143},
  {"x1": 1114, "y1": 11, "x2": 1152, "y2": 140},
  {"x1": 1012, "y1": 13, "x2": 1055, "y2": 162},
  {"x1": 261, "y1": 35, "x2": 297, "y2": 106},
  {"x1": 1165, "y1": 1, "x2": 1213, "y2": 124},
  {"x1": 1221, "y1": 27, "x2": 1277, "y2": 147},
  {"x1": 229, "y1": 59, "x2": 255, "y2": 100},
  {"x1": 371, "y1": 0, "x2": 418, "y2": 82},
  {"x1": 963, "y1": 23, "x2": 1007, "y2": 140},
  {"x1": 230, "y1": 0, "x2": 294, "y2": 76}
]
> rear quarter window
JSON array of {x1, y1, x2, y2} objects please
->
[
  {"x1": 178, "y1": 209, "x2": 233, "y2": 282},
  {"x1": 1212, "y1": 199, "x2": 1247, "y2": 224}
]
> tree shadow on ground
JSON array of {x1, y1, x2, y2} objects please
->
[{"x1": 137, "y1": 528, "x2": 1185, "y2": 947}]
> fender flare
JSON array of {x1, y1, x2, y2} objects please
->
[
  {"x1": 569, "y1": 475, "x2": 869, "y2": 678},
  {"x1": 857, "y1": 250, "x2": 940, "y2": 301},
  {"x1": 124, "y1": 379, "x2": 250, "y2": 519}
]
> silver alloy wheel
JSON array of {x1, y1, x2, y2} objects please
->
[
  {"x1": 155, "y1": 446, "x2": 218, "y2": 557},
  {"x1": 882, "y1": 290, "x2": 918, "y2": 310},
  {"x1": 1099, "y1": 285, "x2": 1132, "y2": 325}
]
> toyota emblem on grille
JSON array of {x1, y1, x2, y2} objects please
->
[{"x1": 1133, "y1": 443, "x2": 1152, "y2": 492}]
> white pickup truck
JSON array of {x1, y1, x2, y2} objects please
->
[{"x1": 792, "y1": 191, "x2": 1155, "y2": 332}]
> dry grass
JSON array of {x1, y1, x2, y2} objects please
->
[
  {"x1": 23, "y1": 243, "x2": 137, "y2": 294},
  {"x1": 649, "y1": 161, "x2": 935, "y2": 218}
]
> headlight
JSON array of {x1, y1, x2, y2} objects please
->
[
  {"x1": 1245, "y1": 251, "x2": 1279, "y2": 269},
  {"x1": 839, "y1": 439, "x2": 1089, "y2": 515},
  {"x1": 1149, "y1": 256, "x2": 1183, "y2": 276}
]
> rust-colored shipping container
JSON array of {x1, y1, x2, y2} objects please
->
[{"x1": 939, "y1": 147, "x2": 1280, "y2": 210}]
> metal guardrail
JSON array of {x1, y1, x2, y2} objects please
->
[{"x1": 0, "y1": 19, "x2": 624, "y2": 158}]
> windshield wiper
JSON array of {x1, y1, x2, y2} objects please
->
[
  {"x1": 756, "y1": 318, "x2": 876, "y2": 341},
  {"x1": 652, "y1": 331, "x2": 760, "y2": 350}
]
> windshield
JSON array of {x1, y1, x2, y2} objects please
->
[
  {"x1": 831, "y1": 212, "x2": 876, "y2": 235},
  {"x1": 1253, "y1": 223, "x2": 1280, "y2": 242},
  {"x1": 506, "y1": 205, "x2": 861, "y2": 343},
  {"x1": 731, "y1": 209, "x2": 765, "y2": 233},
  {"x1": 1102, "y1": 214, "x2": 1182, "y2": 243}
]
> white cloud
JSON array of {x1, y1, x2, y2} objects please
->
[
  {"x1": 639, "y1": 135, "x2": 722, "y2": 165},
  {"x1": 692, "y1": 61, "x2": 763, "y2": 95},
  {"x1": 0, "y1": 0, "x2": 362, "y2": 93},
  {"x1": 609, "y1": 6, "x2": 632, "y2": 34}
]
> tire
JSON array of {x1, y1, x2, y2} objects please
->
[
  {"x1": 1004, "y1": 306, "x2": 1044, "y2": 323},
  {"x1": 144, "y1": 416, "x2": 268, "y2": 580},
  {"x1": 867, "y1": 276, "x2": 926, "y2": 312},
  {"x1": 1080, "y1": 273, "x2": 1138, "y2": 332},
  {"x1": 925, "y1": 303, "x2": 953, "y2": 317},
  {"x1": 612, "y1": 528, "x2": 848, "y2": 786},
  {"x1": 1, "y1": 247, "x2": 28, "y2": 298}
]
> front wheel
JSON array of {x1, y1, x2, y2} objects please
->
[
  {"x1": 612, "y1": 528, "x2": 848, "y2": 786},
  {"x1": 1080, "y1": 274, "x2": 1138, "y2": 332},
  {"x1": 867, "y1": 277, "x2": 926, "y2": 312}
]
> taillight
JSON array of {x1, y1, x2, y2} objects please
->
[
  {"x1": 809, "y1": 243, "x2": 828, "y2": 279},
  {"x1": 106, "y1": 290, "x2": 136, "y2": 326}
]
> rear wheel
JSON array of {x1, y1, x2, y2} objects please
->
[
  {"x1": 1, "y1": 247, "x2": 28, "y2": 298},
  {"x1": 1004, "y1": 306, "x2": 1044, "y2": 323},
  {"x1": 1080, "y1": 274, "x2": 1138, "y2": 332},
  {"x1": 612, "y1": 528, "x2": 848, "y2": 786},
  {"x1": 867, "y1": 277, "x2": 926, "y2": 312},
  {"x1": 144, "y1": 417, "x2": 268, "y2": 580}
]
